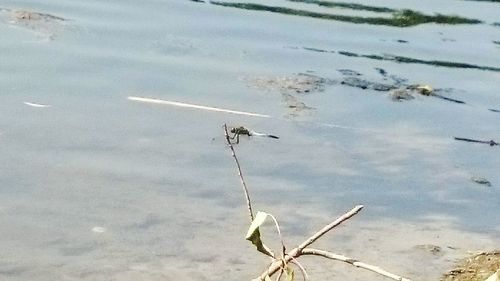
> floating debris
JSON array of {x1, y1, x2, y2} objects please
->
[
  {"x1": 0, "y1": 8, "x2": 68, "y2": 40},
  {"x1": 23, "y1": 101, "x2": 51, "y2": 108},
  {"x1": 246, "y1": 73, "x2": 330, "y2": 94},
  {"x1": 244, "y1": 73, "x2": 329, "y2": 117},
  {"x1": 471, "y1": 176, "x2": 492, "y2": 187},
  {"x1": 375, "y1": 67, "x2": 388, "y2": 77},
  {"x1": 91, "y1": 226, "x2": 106, "y2": 233},
  {"x1": 282, "y1": 93, "x2": 314, "y2": 117},
  {"x1": 454, "y1": 137, "x2": 498, "y2": 146},
  {"x1": 414, "y1": 244, "x2": 444, "y2": 256},
  {"x1": 337, "y1": 69, "x2": 361, "y2": 76},
  {"x1": 408, "y1": 84, "x2": 433, "y2": 95},
  {"x1": 11, "y1": 10, "x2": 66, "y2": 22},
  {"x1": 389, "y1": 84, "x2": 465, "y2": 104},
  {"x1": 128, "y1": 96, "x2": 271, "y2": 118},
  {"x1": 341, "y1": 77, "x2": 397, "y2": 91},
  {"x1": 391, "y1": 88, "x2": 415, "y2": 101}
]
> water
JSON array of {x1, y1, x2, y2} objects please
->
[{"x1": 0, "y1": 1, "x2": 499, "y2": 280}]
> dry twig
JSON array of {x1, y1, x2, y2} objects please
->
[
  {"x1": 301, "y1": 249, "x2": 412, "y2": 281},
  {"x1": 253, "y1": 205, "x2": 364, "y2": 281},
  {"x1": 223, "y1": 123, "x2": 255, "y2": 221}
]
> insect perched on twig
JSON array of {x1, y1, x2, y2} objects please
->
[{"x1": 228, "y1": 126, "x2": 279, "y2": 144}]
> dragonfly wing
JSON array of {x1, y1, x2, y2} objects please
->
[{"x1": 250, "y1": 131, "x2": 279, "y2": 139}]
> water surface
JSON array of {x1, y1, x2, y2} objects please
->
[{"x1": 0, "y1": 0, "x2": 499, "y2": 280}]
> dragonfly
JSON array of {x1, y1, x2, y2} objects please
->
[
  {"x1": 454, "y1": 137, "x2": 498, "y2": 146},
  {"x1": 227, "y1": 126, "x2": 279, "y2": 144}
]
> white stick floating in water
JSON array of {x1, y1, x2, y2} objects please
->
[
  {"x1": 128, "y1": 96, "x2": 271, "y2": 118},
  {"x1": 23, "y1": 102, "x2": 51, "y2": 108}
]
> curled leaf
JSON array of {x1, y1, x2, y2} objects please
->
[{"x1": 245, "y1": 211, "x2": 274, "y2": 257}]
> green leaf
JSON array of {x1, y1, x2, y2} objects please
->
[
  {"x1": 245, "y1": 211, "x2": 268, "y2": 239},
  {"x1": 286, "y1": 266, "x2": 295, "y2": 281},
  {"x1": 245, "y1": 211, "x2": 274, "y2": 257}
]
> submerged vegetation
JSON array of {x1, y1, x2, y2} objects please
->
[
  {"x1": 294, "y1": 46, "x2": 500, "y2": 72},
  {"x1": 336, "y1": 50, "x2": 500, "y2": 72},
  {"x1": 209, "y1": 1, "x2": 481, "y2": 27},
  {"x1": 285, "y1": 0, "x2": 396, "y2": 13}
]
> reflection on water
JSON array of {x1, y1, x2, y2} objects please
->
[{"x1": 0, "y1": 0, "x2": 499, "y2": 280}]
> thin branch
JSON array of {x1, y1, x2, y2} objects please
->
[
  {"x1": 254, "y1": 205, "x2": 364, "y2": 280},
  {"x1": 275, "y1": 269, "x2": 283, "y2": 281},
  {"x1": 289, "y1": 258, "x2": 308, "y2": 281},
  {"x1": 223, "y1": 123, "x2": 255, "y2": 221},
  {"x1": 301, "y1": 249, "x2": 413, "y2": 281},
  {"x1": 267, "y1": 213, "x2": 286, "y2": 258},
  {"x1": 296, "y1": 205, "x2": 364, "y2": 252}
]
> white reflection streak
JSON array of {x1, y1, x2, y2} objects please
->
[
  {"x1": 23, "y1": 102, "x2": 51, "y2": 108},
  {"x1": 128, "y1": 96, "x2": 271, "y2": 118}
]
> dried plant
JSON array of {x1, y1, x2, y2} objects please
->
[{"x1": 223, "y1": 124, "x2": 412, "y2": 281}]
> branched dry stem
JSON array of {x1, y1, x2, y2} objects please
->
[
  {"x1": 222, "y1": 123, "x2": 413, "y2": 281},
  {"x1": 253, "y1": 205, "x2": 365, "y2": 281}
]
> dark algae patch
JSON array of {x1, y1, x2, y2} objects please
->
[
  {"x1": 298, "y1": 46, "x2": 500, "y2": 73},
  {"x1": 285, "y1": 0, "x2": 395, "y2": 13},
  {"x1": 338, "y1": 51, "x2": 500, "y2": 72},
  {"x1": 209, "y1": 2, "x2": 482, "y2": 27},
  {"x1": 393, "y1": 9, "x2": 481, "y2": 26},
  {"x1": 335, "y1": 50, "x2": 500, "y2": 72}
]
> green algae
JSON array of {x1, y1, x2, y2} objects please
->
[
  {"x1": 336, "y1": 50, "x2": 500, "y2": 72},
  {"x1": 210, "y1": 1, "x2": 482, "y2": 27},
  {"x1": 299, "y1": 47, "x2": 500, "y2": 72},
  {"x1": 285, "y1": 0, "x2": 395, "y2": 13}
]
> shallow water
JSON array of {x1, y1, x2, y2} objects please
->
[{"x1": 0, "y1": 1, "x2": 499, "y2": 280}]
